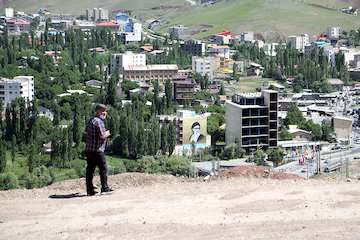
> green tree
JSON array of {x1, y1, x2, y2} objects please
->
[
  {"x1": 161, "y1": 124, "x2": 169, "y2": 155},
  {"x1": 0, "y1": 140, "x2": 6, "y2": 173},
  {"x1": 267, "y1": 148, "x2": 284, "y2": 167},
  {"x1": 168, "y1": 122, "x2": 176, "y2": 156},
  {"x1": 284, "y1": 104, "x2": 305, "y2": 127}
]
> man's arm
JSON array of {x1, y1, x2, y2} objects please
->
[{"x1": 95, "y1": 120, "x2": 110, "y2": 139}]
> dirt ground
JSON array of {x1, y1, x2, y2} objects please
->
[{"x1": 1, "y1": 173, "x2": 360, "y2": 240}]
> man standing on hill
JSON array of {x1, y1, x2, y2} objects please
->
[{"x1": 85, "y1": 104, "x2": 113, "y2": 196}]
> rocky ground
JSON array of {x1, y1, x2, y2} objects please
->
[{"x1": 1, "y1": 170, "x2": 360, "y2": 240}]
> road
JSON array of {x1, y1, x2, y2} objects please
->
[{"x1": 276, "y1": 146, "x2": 360, "y2": 178}]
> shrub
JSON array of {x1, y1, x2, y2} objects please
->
[
  {"x1": 137, "y1": 156, "x2": 162, "y2": 174},
  {"x1": 164, "y1": 156, "x2": 191, "y2": 176},
  {"x1": 0, "y1": 172, "x2": 19, "y2": 190},
  {"x1": 123, "y1": 159, "x2": 140, "y2": 172}
]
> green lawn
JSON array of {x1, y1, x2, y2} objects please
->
[
  {"x1": 158, "y1": 0, "x2": 360, "y2": 40},
  {"x1": 224, "y1": 77, "x2": 275, "y2": 94}
]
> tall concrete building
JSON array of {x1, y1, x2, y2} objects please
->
[
  {"x1": 86, "y1": 8, "x2": 109, "y2": 21},
  {"x1": 0, "y1": 76, "x2": 34, "y2": 105},
  {"x1": 180, "y1": 40, "x2": 206, "y2": 56},
  {"x1": 287, "y1": 34, "x2": 309, "y2": 53},
  {"x1": 192, "y1": 56, "x2": 220, "y2": 81},
  {"x1": 327, "y1": 26, "x2": 341, "y2": 40},
  {"x1": 225, "y1": 89, "x2": 279, "y2": 151},
  {"x1": 110, "y1": 51, "x2": 146, "y2": 74}
]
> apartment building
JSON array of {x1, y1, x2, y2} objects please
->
[
  {"x1": 180, "y1": 40, "x2": 206, "y2": 56},
  {"x1": 168, "y1": 25, "x2": 187, "y2": 39},
  {"x1": 123, "y1": 64, "x2": 178, "y2": 82},
  {"x1": 192, "y1": 56, "x2": 220, "y2": 80},
  {"x1": 6, "y1": 18, "x2": 30, "y2": 36},
  {"x1": 172, "y1": 75, "x2": 195, "y2": 104},
  {"x1": 208, "y1": 45, "x2": 230, "y2": 59},
  {"x1": 225, "y1": 89, "x2": 279, "y2": 151},
  {"x1": 122, "y1": 22, "x2": 142, "y2": 43},
  {"x1": 287, "y1": 34, "x2": 309, "y2": 53},
  {"x1": 110, "y1": 52, "x2": 146, "y2": 74},
  {"x1": 327, "y1": 26, "x2": 341, "y2": 40},
  {"x1": 86, "y1": 8, "x2": 109, "y2": 21},
  {"x1": 0, "y1": 76, "x2": 34, "y2": 105}
]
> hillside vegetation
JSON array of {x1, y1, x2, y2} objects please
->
[{"x1": 0, "y1": 0, "x2": 360, "y2": 39}]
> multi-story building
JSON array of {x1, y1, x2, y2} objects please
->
[
  {"x1": 123, "y1": 65, "x2": 178, "y2": 82},
  {"x1": 225, "y1": 89, "x2": 279, "y2": 151},
  {"x1": 168, "y1": 25, "x2": 187, "y2": 39},
  {"x1": 263, "y1": 43, "x2": 279, "y2": 57},
  {"x1": 208, "y1": 45, "x2": 230, "y2": 59},
  {"x1": 240, "y1": 32, "x2": 254, "y2": 43},
  {"x1": 172, "y1": 75, "x2": 195, "y2": 104},
  {"x1": 110, "y1": 52, "x2": 146, "y2": 74},
  {"x1": 180, "y1": 40, "x2": 206, "y2": 56},
  {"x1": 122, "y1": 22, "x2": 142, "y2": 43},
  {"x1": 0, "y1": 76, "x2": 34, "y2": 105},
  {"x1": 192, "y1": 56, "x2": 220, "y2": 80},
  {"x1": 5, "y1": 8, "x2": 14, "y2": 18},
  {"x1": 287, "y1": 34, "x2": 309, "y2": 53},
  {"x1": 327, "y1": 26, "x2": 341, "y2": 40},
  {"x1": 86, "y1": 8, "x2": 109, "y2": 21},
  {"x1": 6, "y1": 18, "x2": 30, "y2": 36}
]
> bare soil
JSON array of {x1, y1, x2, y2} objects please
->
[{"x1": 1, "y1": 172, "x2": 360, "y2": 240}]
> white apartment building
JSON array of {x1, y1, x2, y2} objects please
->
[
  {"x1": 263, "y1": 43, "x2": 279, "y2": 57},
  {"x1": 110, "y1": 51, "x2": 146, "y2": 74},
  {"x1": 192, "y1": 56, "x2": 220, "y2": 81},
  {"x1": 207, "y1": 45, "x2": 230, "y2": 59},
  {"x1": 123, "y1": 22, "x2": 142, "y2": 43},
  {"x1": 0, "y1": 76, "x2": 34, "y2": 105},
  {"x1": 287, "y1": 34, "x2": 309, "y2": 53},
  {"x1": 86, "y1": 8, "x2": 109, "y2": 21},
  {"x1": 327, "y1": 27, "x2": 341, "y2": 40},
  {"x1": 5, "y1": 8, "x2": 14, "y2": 18}
]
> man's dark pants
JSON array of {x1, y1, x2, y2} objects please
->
[{"x1": 85, "y1": 151, "x2": 109, "y2": 193}]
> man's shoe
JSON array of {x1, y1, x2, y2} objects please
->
[
  {"x1": 87, "y1": 190, "x2": 98, "y2": 196},
  {"x1": 101, "y1": 188, "x2": 114, "y2": 194}
]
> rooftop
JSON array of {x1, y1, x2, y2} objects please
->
[{"x1": 124, "y1": 64, "x2": 178, "y2": 71}]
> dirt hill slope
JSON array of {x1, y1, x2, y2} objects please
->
[{"x1": 1, "y1": 172, "x2": 360, "y2": 240}]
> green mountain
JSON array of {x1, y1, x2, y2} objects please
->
[{"x1": 1, "y1": 0, "x2": 359, "y2": 40}]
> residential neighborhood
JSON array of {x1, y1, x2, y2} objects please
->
[{"x1": 1, "y1": 2, "x2": 360, "y2": 239}]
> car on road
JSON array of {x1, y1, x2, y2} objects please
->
[{"x1": 354, "y1": 156, "x2": 360, "y2": 160}]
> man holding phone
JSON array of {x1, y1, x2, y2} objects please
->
[{"x1": 85, "y1": 104, "x2": 113, "y2": 196}]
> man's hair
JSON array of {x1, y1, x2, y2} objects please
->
[
  {"x1": 95, "y1": 104, "x2": 107, "y2": 111},
  {"x1": 191, "y1": 122, "x2": 200, "y2": 129}
]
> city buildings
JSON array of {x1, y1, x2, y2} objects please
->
[
  {"x1": 123, "y1": 65, "x2": 178, "y2": 82},
  {"x1": 332, "y1": 116, "x2": 353, "y2": 144},
  {"x1": 121, "y1": 22, "x2": 142, "y2": 43},
  {"x1": 327, "y1": 26, "x2": 341, "y2": 40},
  {"x1": 208, "y1": 45, "x2": 230, "y2": 59},
  {"x1": 180, "y1": 40, "x2": 206, "y2": 56},
  {"x1": 0, "y1": 76, "x2": 34, "y2": 105},
  {"x1": 172, "y1": 75, "x2": 195, "y2": 104},
  {"x1": 110, "y1": 52, "x2": 146, "y2": 74},
  {"x1": 6, "y1": 18, "x2": 30, "y2": 35},
  {"x1": 168, "y1": 25, "x2": 187, "y2": 39},
  {"x1": 225, "y1": 89, "x2": 279, "y2": 151},
  {"x1": 192, "y1": 56, "x2": 220, "y2": 80},
  {"x1": 287, "y1": 34, "x2": 309, "y2": 53},
  {"x1": 86, "y1": 8, "x2": 109, "y2": 21}
]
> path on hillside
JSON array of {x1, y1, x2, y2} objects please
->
[{"x1": 1, "y1": 174, "x2": 360, "y2": 239}]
